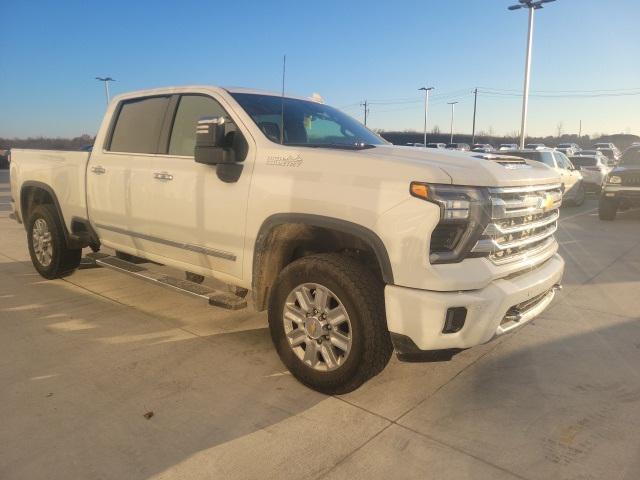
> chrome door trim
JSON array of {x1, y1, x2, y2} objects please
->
[{"x1": 94, "y1": 223, "x2": 236, "y2": 261}]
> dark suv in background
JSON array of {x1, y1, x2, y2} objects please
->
[{"x1": 599, "y1": 146, "x2": 640, "y2": 220}]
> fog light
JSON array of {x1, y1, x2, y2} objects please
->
[{"x1": 443, "y1": 307, "x2": 467, "y2": 333}]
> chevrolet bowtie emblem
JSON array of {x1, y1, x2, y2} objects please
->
[{"x1": 539, "y1": 194, "x2": 554, "y2": 211}]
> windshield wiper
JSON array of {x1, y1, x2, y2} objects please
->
[{"x1": 286, "y1": 142, "x2": 376, "y2": 150}]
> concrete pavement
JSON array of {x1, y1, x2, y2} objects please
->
[{"x1": 1, "y1": 169, "x2": 639, "y2": 479}]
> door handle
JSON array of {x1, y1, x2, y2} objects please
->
[
  {"x1": 91, "y1": 165, "x2": 106, "y2": 175},
  {"x1": 153, "y1": 171, "x2": 173, "y2": 181}
]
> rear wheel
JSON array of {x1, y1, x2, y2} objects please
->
[
  {"x1": 599, "y1": 197, "x2": 618, "y2": 221},
  {"x1": 27, "y1": 204, "x2": 81, "y2": 279},
  {"x1": 268, "y1": 253, "x2": 392, "y2": 394},
  {"x1": 573, "y1": 182, "x2": 586, "y2": 206}
]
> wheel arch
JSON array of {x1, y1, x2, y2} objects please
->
[
  {"x1": 251, "y1": 213, "x2": 394, "y2": 311},
  {"x1": 20, "y1": 181, "x2": 91, "y2": 249}
]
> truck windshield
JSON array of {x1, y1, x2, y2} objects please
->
[{"x1": 230, "y1": 93, "x2": 385, "y2": 148}]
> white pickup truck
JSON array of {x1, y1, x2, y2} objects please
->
[{"x1": 9, "y1": 86, "x2": 564, "y2": 393}]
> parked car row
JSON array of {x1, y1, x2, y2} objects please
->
[{"x1": 494, "y1": 148, "x2": 586, "y2": 206}]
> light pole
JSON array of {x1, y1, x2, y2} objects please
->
[
  {"x1": 418, "y1": 86, "x2": 434, "y2": 146},
  {"x1": 447, "y1": 101, "x2": 458, "y2": 144},
  {"x1": 95, "y1": 77, "x2": 115, "y2": 104},
  {"x1": 508, "y1": 0, "x2": 557, "y2": 149}
]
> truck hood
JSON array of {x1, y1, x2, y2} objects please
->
[{"x1": 366, "y1": 144, "x2": 560, "y2": 187}]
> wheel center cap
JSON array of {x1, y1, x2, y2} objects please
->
[{"x1": 304, "y1": 317, "x2": 323, "y2": 339}]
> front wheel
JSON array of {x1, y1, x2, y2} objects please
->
[
  {"x1": 599, "y1": 197, "x2": 618, "y2": 221},
  {"x1": 268, "y1": 253, "x2": 392, "y2": 394},
  {"x1": 573, "y1": 182, "x2": 586, "y2": 206},
  {"x1": 27, "y1": 204, "x2": 81, "y2": 279}
]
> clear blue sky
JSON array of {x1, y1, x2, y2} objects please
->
[{"x1": 1, "y1": 0, "x2": 638, "y2": 138}]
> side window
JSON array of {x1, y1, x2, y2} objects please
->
[
  {"x1": 109, "y1": 96, "x2": 170, "y2": 153},
  {"x1": 555, "y1": 152, "x2": 571, "y2": 169},
  {"x1": 168, "y1": 95, "x2": 234, "y2": 156}
]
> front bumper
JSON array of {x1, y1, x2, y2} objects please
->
[
  {"x1": 384, "y1": 254, "x2": 564, "y2": 352},
  {"x1": 602, "y1": 185, "x2": 640, "y2": 206}
]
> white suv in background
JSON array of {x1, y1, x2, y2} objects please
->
[
  {"x1": 569, "y1": 154, "x2": 612, "y2": 192},
  {"x1": 498, "y1": 149, "x2": 585, "y2": 205}
]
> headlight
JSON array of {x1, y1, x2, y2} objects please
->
[
  {"x1": 608, "y1": 175, "x2": 622, "y2": 184},
  {"x1": 410, "y1": 183, "x2": 491, "y2": 264}
]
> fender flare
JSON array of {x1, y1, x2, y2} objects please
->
[
  {"x1": 253, "y1": 213, "x2": 394, "y2": 287},
  {"x1": 20, "y1": 181, "x2": 88, "y2": 249}
]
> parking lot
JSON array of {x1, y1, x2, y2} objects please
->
[{"x1": 1, "y1": 168, "x2": 639, "y2": 479}]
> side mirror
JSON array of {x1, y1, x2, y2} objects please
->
[
  {"x1": 195, "y1": 117, "x2": 236, "y2": 165},
  {"x1": 194, "y1": 116, "x2": 248, "y2": 183}
]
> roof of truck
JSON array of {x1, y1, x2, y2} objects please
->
[{"x1": 111, "y1": 85, "x2": 321, "y2": 104}]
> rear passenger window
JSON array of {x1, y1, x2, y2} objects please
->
[
  {"x1": 109, "y1": 96, "x2": 170, "y2": 153},
  {"x1": 169, "y1": 95, "x2": 233, "y2": 156}
]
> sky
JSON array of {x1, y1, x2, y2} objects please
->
[{"x1": 1, "y1": 0, "x2": 639, "y2": 139}]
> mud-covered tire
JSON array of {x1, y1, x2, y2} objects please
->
[
  {"x1": 27, "y1": 204, "x2": 81, "y2": 279},
  {"x1": 268, "y1": 253, "x2": 392, "y2": 394},
  {"x1": 599, "y1": 197, "x2": 618, "y2": 221}
]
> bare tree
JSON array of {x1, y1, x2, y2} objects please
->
[{"x1": 556, "y1": 122, "x2": 564, "y2": 138}]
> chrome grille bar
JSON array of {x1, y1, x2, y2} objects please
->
[{"x1": 472, "y1": 183, "x2": 562, "y2": 265}]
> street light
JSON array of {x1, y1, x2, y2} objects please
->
[
  {"x1": 418, "y1": 86, "x2": 435, "y2": 146},
  {"x1": 447, "y1": 101, "x2": 458, "y2": 144},
  {"x1": 508, "y1": 0, "x2": 557, "y2": 149},
  {"x1": 95, "y1": 77, "x2": 116, "y2": 104}
]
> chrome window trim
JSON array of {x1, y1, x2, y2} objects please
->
[{"x1": 94, "y1": 223, "x2": 236, "y2": 261}]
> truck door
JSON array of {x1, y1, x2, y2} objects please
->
[
  {"x1": 555, "y1": 152, "x2": 579, "y2": 196},
  {"x1": 132, "y1": 93, "x2": 253, "y2": 281},
  {"x1": 87, "y1": 95, "x2": 172, "y2": 255}
]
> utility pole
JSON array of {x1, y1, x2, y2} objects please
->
[
  {"x1": 360, "y1": 100, "x2": 370, "y2": 126},
  {"x1": 579, "y1": 119, "x2": 582, "y2": 138},
  {"x1": 95, "y1": 77, "x2": 115, "y2": 104},
  {"x1": 447, "y1": 101, "x2": 458, "y2": 144},
  {"x1": 418, "y1": 86, "x2": 435, "y2": 146},
  {"x1": 508, "y1": 0, "x2": 557, "y2": 149},
  {"x1": 471, "y1": 88, "x2": 478, "y2": 145}
]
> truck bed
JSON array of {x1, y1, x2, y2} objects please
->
[{"x1": 10, "y1": 149, "x2": 90, "y2": 231}]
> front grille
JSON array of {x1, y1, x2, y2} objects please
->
[
  {"x1": 622, "y1": 175, "x2": 640, "y2": 186},
  {"x1": 471, "y1": 184, "x2": 562, "y2": 265}
]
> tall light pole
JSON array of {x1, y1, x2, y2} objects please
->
[
  {"x1": 447, "y1": 101, "x2": 458, "y2": 144},
  {"x1": 418, "y1": 86, "x2": 434, "y2": 146},
  {"x1": 508, "y1": 0, "x2": 557, "y2": 149},
  {"x1": 471, "y1": 88, "x2": 478, "y2": 145},
  {"x1": 95, "y1": 77, "x2": 115, "y2": 104}
]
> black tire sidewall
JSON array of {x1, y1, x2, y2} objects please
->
[
  {"x1": 598, "y1": 197, "x2": 618, "y2": 221},
  {"x1": 27, "y1": 205, "x2": 64, "y2": 279},
  {"x1": 26, "y1": 204, "x2": 80, "y2": 278},
  {"x1": 575, "y1": 183, "x2": 585, "y2": 206},
  {"x1": 268, "y1": 255, "x2": 384, "y2": 393}
]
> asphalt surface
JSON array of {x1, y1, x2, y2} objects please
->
[{"x1": 1, "y1": 168, "x2": 639, "y2": 480}]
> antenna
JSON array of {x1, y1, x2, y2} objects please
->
[{"x1": 280, "y1": 54, "x2": 286, "y2": 145}]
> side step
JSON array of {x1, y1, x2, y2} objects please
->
[{"x1": 85, "y1": 253, "x2": 247, "y2": 310}]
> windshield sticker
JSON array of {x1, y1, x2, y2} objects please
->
[{"x1": 266, "y1": 154, "x2": 303, "y2": 167}]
